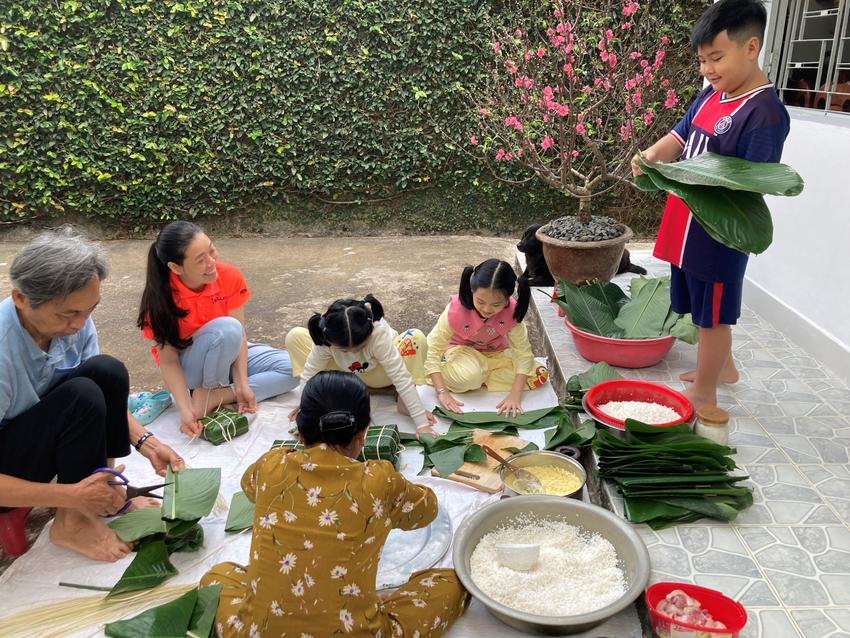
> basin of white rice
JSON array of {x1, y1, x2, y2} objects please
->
[
  {"x1": 596, "y1": 400, "x2": 681, "y2": 424},
  {"x1": 469, "y1": 516, "x2": 627, "y2": 617}
]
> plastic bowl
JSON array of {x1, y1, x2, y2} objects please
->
[
  {"x1": 498, "y1": 449, "x2": 587, "y2": 498},
  {"x1": 453, "y1": 497, "x2": 650, "y2": 635},
  {"x1": 585, "y1": 379, "x2": 694, "y2": 431},
  {"x1": 564, "y1": 318, "x2": 675, "y2": 368},
  {"x1": 646, "y1": 582, "x2": 748, "y2": 637}
]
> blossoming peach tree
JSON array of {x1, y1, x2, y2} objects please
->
[{"x1": 470, "y1": 0, "x2": 687, "y2": 241}]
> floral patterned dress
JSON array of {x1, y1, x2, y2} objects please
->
[{"x1": 201, "y1": 444, "x2": 469, "y2": 637}]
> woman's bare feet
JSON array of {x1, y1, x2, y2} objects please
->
[
  {"x1": 50, "y1": 508, "x2": 132, "y2": 562},
  {"x1": 190, "y1": 386, "x2": 237, "y2": 418},
  {"x1": 680, "y1": 357, "x2": 739, "y2": 385}
]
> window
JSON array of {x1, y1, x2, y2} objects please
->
[{"x1": 766, "y1": 0, "x2": 850, "y2": 113}]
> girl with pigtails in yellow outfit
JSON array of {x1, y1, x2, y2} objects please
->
[
  {"x1": 201, "y1": 371, "x2": 469, "y2": 637},
  {"x1": 426, "y1": 259, "x2": 548, "y2": 418}
]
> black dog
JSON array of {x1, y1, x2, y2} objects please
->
[
  {"x1": 517, "y1": 224, "x2": 554, "y2": 286},
  {"x1": 517, "y1": 223, "x2": 647, "y2": 285}
]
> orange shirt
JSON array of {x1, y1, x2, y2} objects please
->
[{"x1": 142, "y1": 261, "x2": 251, "y2": 363}]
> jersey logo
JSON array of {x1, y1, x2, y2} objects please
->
[{"x1": 714, "y1": 115, "x2": 733, "y2": 135}]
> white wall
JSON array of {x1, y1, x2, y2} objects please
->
[{"x1": 745, "y1": 108, "x2": 850, "y2": 379}]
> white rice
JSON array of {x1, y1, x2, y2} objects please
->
[
  {"x1": 469, "y1": 516, "x2": 627, "y2": 616},
  {"x1": 596, "y1": 400, "x2": 680, "y2": 424}
]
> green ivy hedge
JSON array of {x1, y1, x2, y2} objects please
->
[{"x1": 1, "y1": 0, "x2": 705, "y2": 228}]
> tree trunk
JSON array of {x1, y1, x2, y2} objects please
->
[{"x1": 578, "y1": 193, "x2": 591, "y2": 225}]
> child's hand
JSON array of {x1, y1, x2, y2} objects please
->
[
  {"x1": 416, "y1": 422, "x2": 438, "y2": 438},
  {"x1": 437, "y1": 390, "x2": 464, "y2": 414},
  {"x1": 288, "y1": 407, "x2": 300, "y2": 422},
  {"x1": 631, "y1": 153, "x2": 644, "y2": 176},
  {"x1": 496, "y1": 393, "x2": 524, "y2": 418}
]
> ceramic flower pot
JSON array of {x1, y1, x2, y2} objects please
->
[{"x1": 536, "y1": 221, "x2": 633, "y2": 284}]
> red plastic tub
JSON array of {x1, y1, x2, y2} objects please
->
[
  {"x1": 585, "y1": 379, "x2": 694, "y2": 430},
  {"x1": 564, "y1": 318, "x2": 675, "y2": 368},
  {"x1": 646, "y1": 582, "x2": 748, "y2": 637}
]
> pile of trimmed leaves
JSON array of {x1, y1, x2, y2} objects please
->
[
  {"x1": 635, "y1": 152, "x2": 804, "y2": 255},
  {"x1": 63, "y1": 467, "x2": 221, "y2": 598},
  {"x1": 104, "y1": 584, "x2": 221, "y2": 638},
  {"x1": 594, "y1": 421, "x2": 752, "y2": 529},
  {"x1": 554, "y1": 276, "x2": 698, "y2": 344},
  {"x1": 563, "y1": 361, "x2": 623, "y2": 411}
]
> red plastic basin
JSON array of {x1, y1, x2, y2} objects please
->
[
  {"x1": 646, "y1": 582, "x2": 748, "y2": 637},
  {"x1": 585, "y1": 379, "x2": 694, "y2": 429},
  {"x1": 564, "y1": 318, "x2": 675, "y2": 369}
]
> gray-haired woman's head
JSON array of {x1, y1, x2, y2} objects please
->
[{"x1": 10, "y1": 227, "x2": 108, "y2": 307}]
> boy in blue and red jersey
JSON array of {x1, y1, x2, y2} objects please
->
[{"x1": 633, "y1": 0, "x2": 790, "y2": 409}]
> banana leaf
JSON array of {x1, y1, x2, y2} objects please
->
[
  {"x1": 465, "y1": 444, "x2": 486, "y2": 463},
  {"x1": 670, "y1": 314, "x2": 699, "y2": 344},
  {"x1": 566, "y1": 362, "x2": 624, "y2": 395},
  {"x1": 225, "y1": 491, "x2": 255, "y2": 533},
  {"x1": 161, "y1": 466, "x2": 221, "y2": 521},
  {"x1": 107, "y1": 507, "x2": 167, "y2": 542},
  {"x1": 502, "y1": 442, "x2": 540, "y2": 454},
  {"x1": 429, "y1": 445, "x2": 468, "y2": 478},
  {"x1": 188, "y1": 584, "x2": 222, "y2": 638},
  {"x1": 614, "y1": 277, "x2": 671, "y2": 338},
  {"x1": 108, "y1": 539, "x2": 177, "y2": 597},
  {"x1": 104, "y1": 584, "x2": 221, "y2": 638},
  {"x1": 163, "y1": 524, "x2": 204, "y2": 553},
  {"x1": 165, "y1": 517, "x2": 201, "y2": 536},
  {"x1": 433, "y1": 405, "x2": 566, "y2": 428},
  {"x1": 624, "y1": 497, "x2": 703, "y2": 528},
  {"x1": 636, "y1": 163, "x2": 774, "y2": 254},
  {"x1": 640, "y1": 152, "x2": 804, "y2": 196},
  {"x1": 582, "y1": 280, "x2": 629, "y2": 316},
  {"x1": 554, "y1": 279, "x2": 624, "y2": 337},
  {"x1": 544, "y1": 418, "x2": 597, "y2": 450}
]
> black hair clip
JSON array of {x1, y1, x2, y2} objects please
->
[{"x1": 318, "y1": 411, "x2": 356, "y2": 432}]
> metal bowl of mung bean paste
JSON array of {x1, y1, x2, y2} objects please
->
[{"x1": 498, "y1": 449, "x2": 587, "y2": 498}]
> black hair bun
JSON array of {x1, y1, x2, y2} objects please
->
[{"x1": 319, "y1": 411, "x2": 356, "y2": 433}]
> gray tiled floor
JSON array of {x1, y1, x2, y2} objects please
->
[{"x1": 529, "y1": 250, "x2": 850, "y2": 638}]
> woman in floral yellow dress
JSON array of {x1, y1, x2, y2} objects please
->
[{"x1": 201, "y1": 371, "x2": 469, "y2": 637}]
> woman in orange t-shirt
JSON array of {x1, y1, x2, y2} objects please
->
[{"x1": 137, "y1": 222, "x2": 297, "y2": 436}]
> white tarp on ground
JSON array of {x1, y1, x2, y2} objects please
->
[{"x1": 0, "y1": 372, "x2": 640, "y2": 637}]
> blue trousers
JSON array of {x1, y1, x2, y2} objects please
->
[{"x1": 179, "y1": 317, "x2": 298, "y2": 401}]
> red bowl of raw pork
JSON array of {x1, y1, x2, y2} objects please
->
[
  {"x1": 584, "y1": 380, "x2": 694, "y2": 431},
  {"x1": 646, "y1": 582, "x2": 747, "y2": 637}
]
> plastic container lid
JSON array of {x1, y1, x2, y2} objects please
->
[{"x1": 696, "y1": 405, "x2": 730, "y2": 425}]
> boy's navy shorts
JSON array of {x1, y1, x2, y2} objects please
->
[{"x1": 670, "y1": 266, "x2": 743, "y2": 328}]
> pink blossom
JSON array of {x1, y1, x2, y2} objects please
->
[
  {"x1": 553, "y1": 8, "x2": 563, "y2": 18},
  {"x1": 625, "y1": 78, "x2": 636, "y2": 90},
  {"x1": 581, "y1": 84, "x2": 593, "y2": 94},
  {"x1": 576, "y1": 123, "x2": 586, "y2": 135},
  {"x1": 605, "y1": 29, "x2": 614, "y2": 42},
  {"x1": 598, "y1": 38, "x2": 606, "y2": 52},
  {"x1": 492, "y1": 42, "x2": 501, "y2": 53},
  {"x1": 653, "y1": 49, "x2": 666, "y2": 69},
  {"x1": 543, "y1": 85, "x2": 555, "y2": 100},
  {"x1": 540, "y1": 136, "x2": 554, "y2": 150},
  {"x1": 517, "y1": 148, "x2": 523, "y2": 156},
  {"x1": 469, "y1": 135, "x2": 478, "y2": 146},
  {"x1": 504, "y1": 152, "x2": 514, "y2": 161},
  {"x1": 479, "y1": 107, "x2": 490, "y2": 116},
  {"x1": 603, "y1": 79, "x2": 611, "y2": 90},
  {"x1": 594, "y1": 77, "x2": 603, "y2": 87},
  {"x1": 620, "y1": 21, "x2": 633, "y2": 30},
  {"x1": 633, "y1": 89, "x2": 643, "y2": 107},
  {"x1": 562, "y1": 63, "x2": 574, "y2": 76},
  {"x1": 543, "y1": 114, "x2": 551, "y2": 122},
  {"x1": 629, "y1": 51, "x2": 641, "y2": 60},
  {"x1": 661, "y1": 78, "x2": 670, "y2": 87},
  {"x1": 547, "y1": 28, "x2": 555, "y2": 37},
  {"x1": 660, "y1": 35, "x2": 670, "y2": 46},
  {"x1": 571, "y1": 149, "x2": 579, "y2": 158},
  {"x1": 495, "y1": 148, "x2": 506, "y2": 160},
  {"x1": 623, "y1": 0, "x2": 639, "y2": 17},
  {"x1": 608, "y1": 53, "x2": 618, "y2": 68},
  {"x1": 524, "y1": 51, "x2": 532, "y2": 61},
  {"x1": 505, "y1": 61, "x2": 518, "y2": 75},
  {"x1": 515, "y1": 28, "x2": 523, "y2": 37},
  {"x1": 619, "y1": 123, "x2": 633, "y2": 141},
  {"x1": 554, "y1": 103, "x2": 570, "y2": 116},
  {"x1": 600, "y1": 50, "x2": 610, "y2": 62},
  {"x1": 664, "y1": 89, "x2": 678, "y2": 109},
  {"x1": 643, "y1": 109, "x2": 655, "y2": 126},
  {"x1": 595, "y1": 117, "x2": 602, "y2": 125},
  {"x1": 504, "y1": 115, "x2": 524, "y2": 131},
  {"x1": 536, "y1": 47, "x2": 546, "y2": 58},
  {"x1": 640, "y1": 59, "x2": 649, "y2": 69}
]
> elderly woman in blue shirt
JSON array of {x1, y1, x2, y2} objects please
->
[{"x1": 0, "y1": 228, "x2": 183, "y2": 561}]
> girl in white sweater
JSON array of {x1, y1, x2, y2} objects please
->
[{"x1": 285, "y1": 295, "x2": 437, "y2": 435}]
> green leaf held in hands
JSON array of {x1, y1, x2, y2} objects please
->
[{"x1": 161, "y1": 466, "x2": 221, "y2": 521}]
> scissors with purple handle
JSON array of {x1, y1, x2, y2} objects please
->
[{"x1": 92, "y1": 467, "x2": 172, "y2": 516}]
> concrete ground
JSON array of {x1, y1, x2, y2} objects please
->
[{"x1": 0, "y1": 235, "x2": 524, "y2": 391}]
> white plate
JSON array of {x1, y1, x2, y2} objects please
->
[{"x1": 376, "y1": 507, "x2": 452, "y2": 590}]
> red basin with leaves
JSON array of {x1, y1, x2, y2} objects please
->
[{"x1": 564, "y1": 318, "x2": 676, "y2": 369}]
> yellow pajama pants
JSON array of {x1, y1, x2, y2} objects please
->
[
  {"x1": 201, "y1": 562, "x2": 470, "y2": 638},
  {"x1": 285, "y1": 327, "x2": 428, "y2": 387},
  {"x1": 436, "y1": 346, "x2": 549, "y2": 393}
]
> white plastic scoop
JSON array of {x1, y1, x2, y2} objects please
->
[{"x1": 496, "y1": 543, "x2": 541, "y2": 571}]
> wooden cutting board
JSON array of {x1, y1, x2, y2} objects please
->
[{"x1": 431, "y1": 428, "x2": 532, "y2": 493}]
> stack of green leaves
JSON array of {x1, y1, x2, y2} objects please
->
[
  {"x1": 554, "y1": 277, "x2": 698, "y2": 344},
  {"x1": 634, "y1": 152, "x2": 804, "y2": 255},
  {"x1": 563, "y1": 361, "x2": 623, "y2": 411},
  {"x1": 64, "y1": 467, "x2": 222, "y2": 598},
  {"x1": 104, "y1": 584, "x2": 221, "y2": 638},
  {"x1": 199, "y1": 407, "x2": 249, "y2": 446},
  {"x1": 594, "y1": 421, "x2": 752, "y2": 529},
  {"x1": 272, "y1": 423, "x2": 402, "y2": 468}
]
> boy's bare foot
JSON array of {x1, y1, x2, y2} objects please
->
[
  {"x1": 50, "y1": 509, "x2": 132, "y2": 562},
  {"x1": 680, "y1": 358, "x2": 739, "y2": 384}
]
